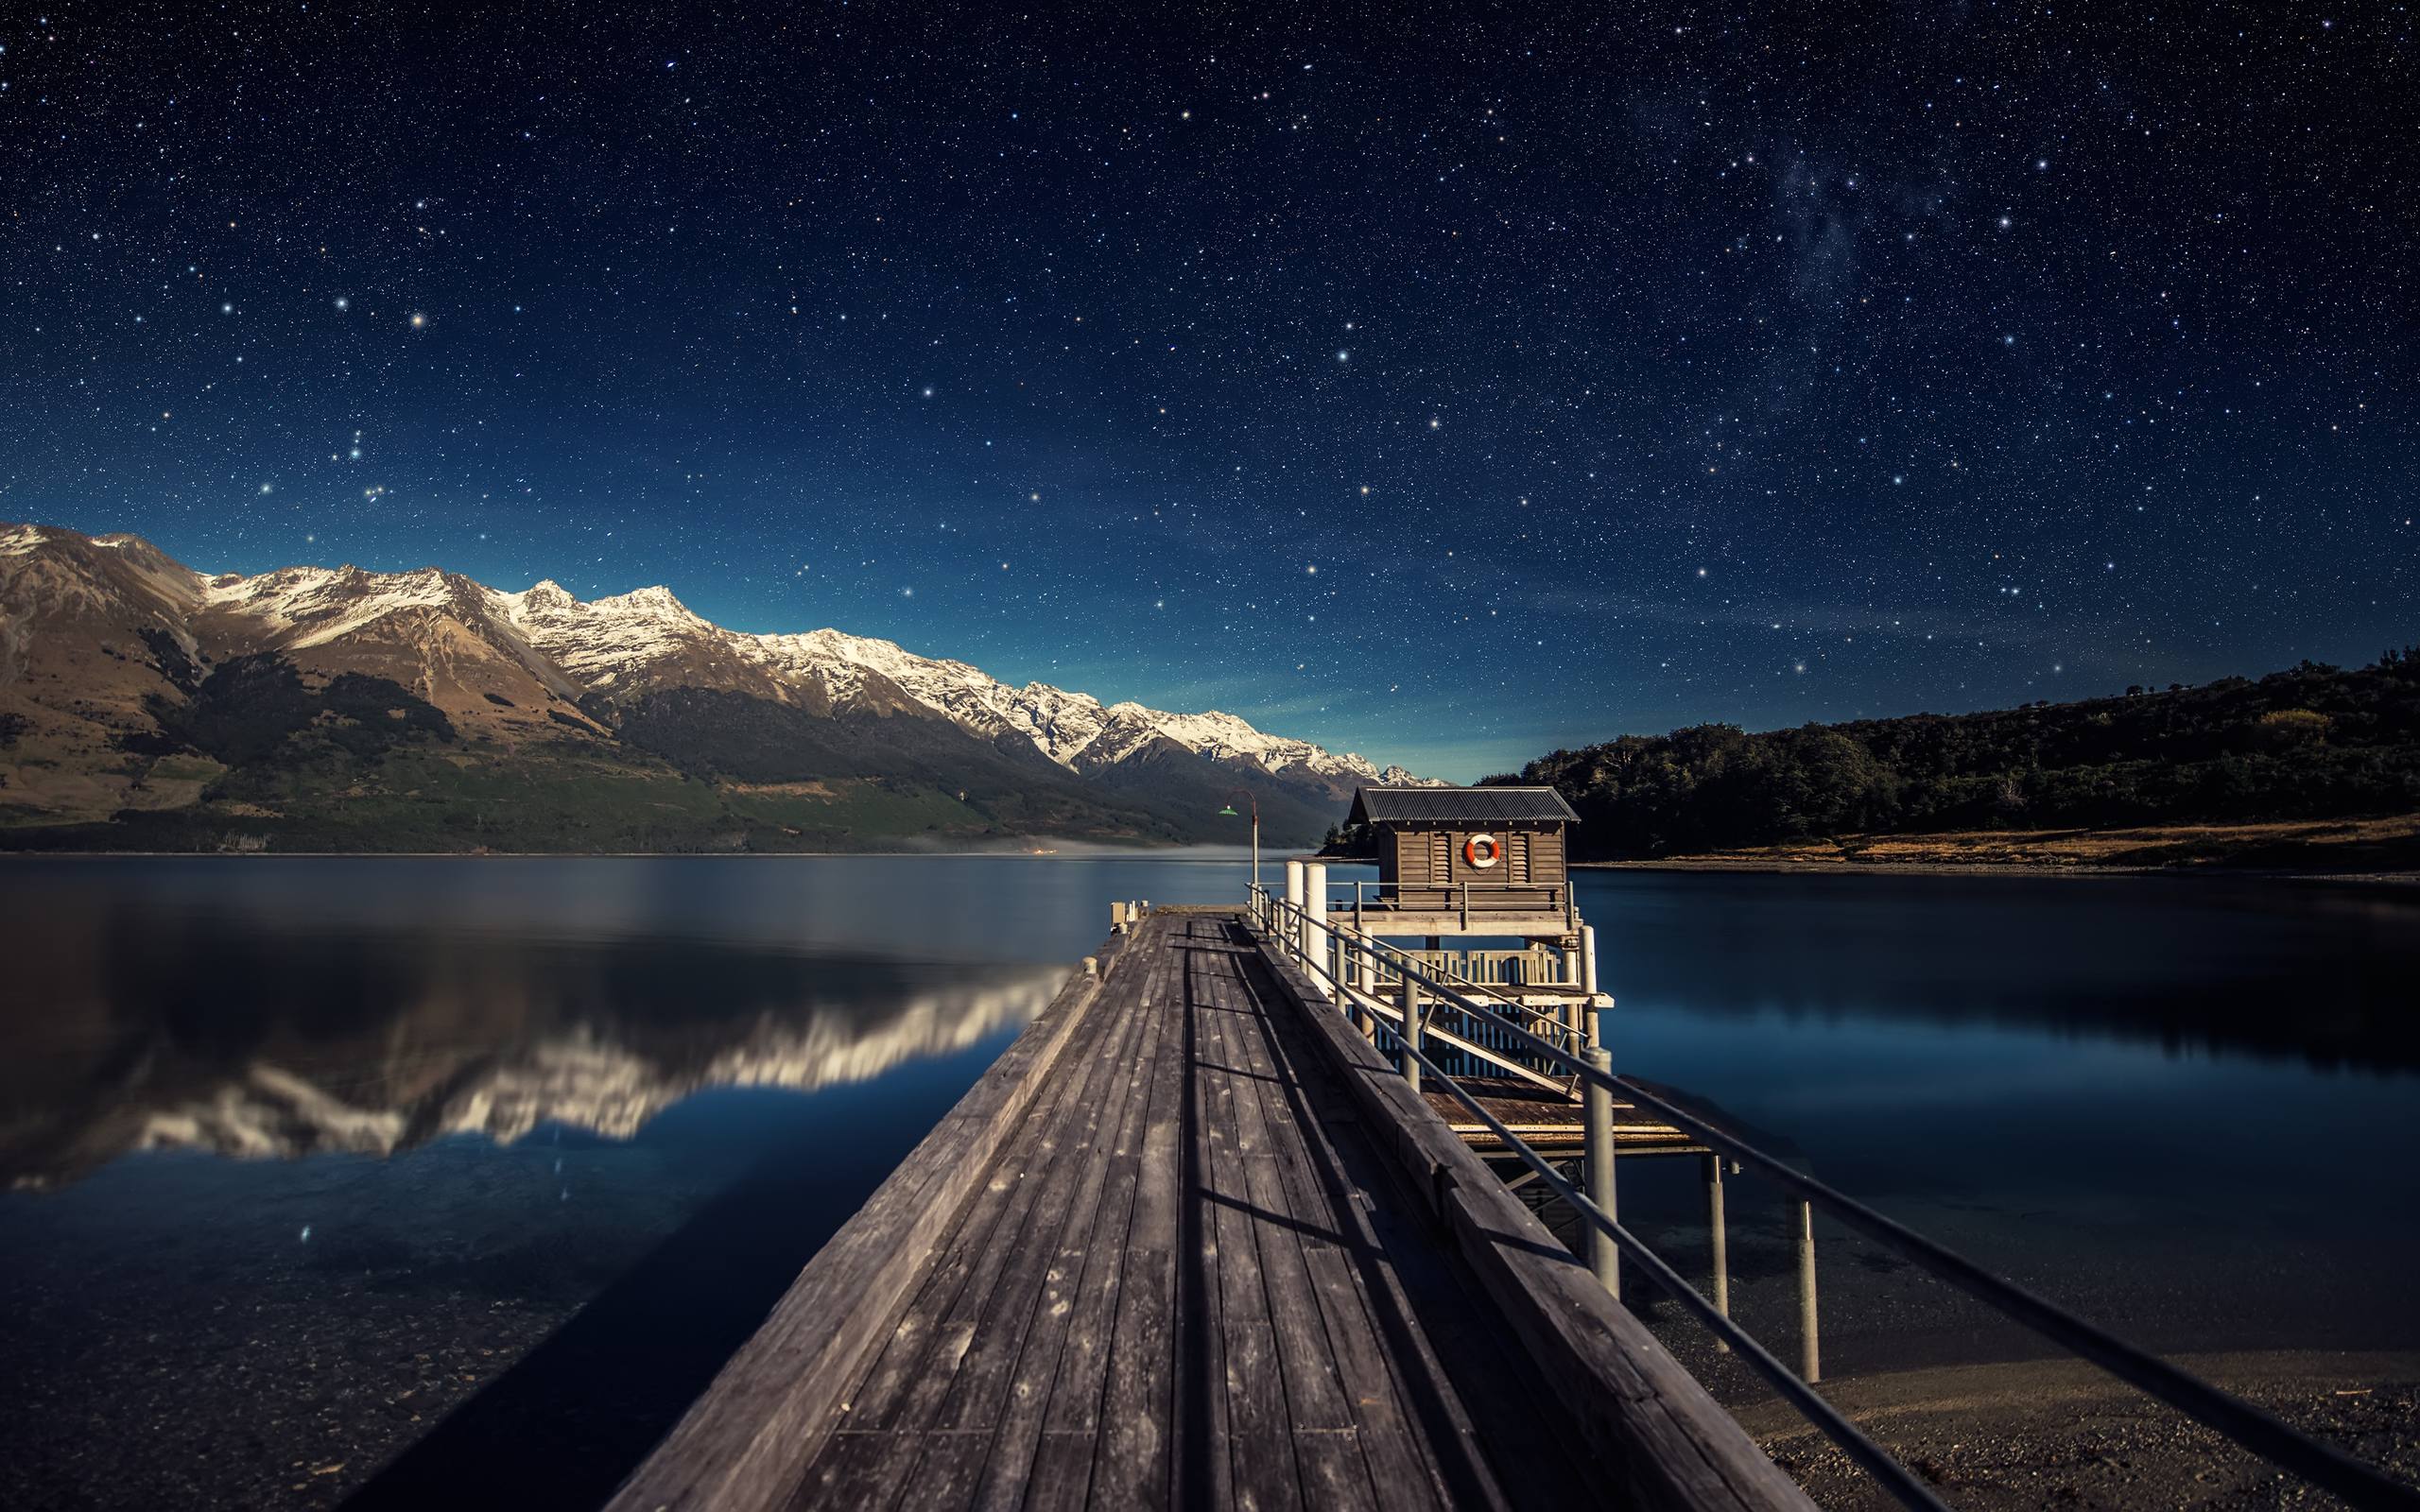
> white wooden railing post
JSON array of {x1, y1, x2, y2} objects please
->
[
  {"x1": 1707, "y1": 1154, "x2": 1731, "y2": 1353},
  {"x1": 1797, "y1": 1200, "x2": 1822, "y2": 1383},
  {"x1": 1583, "y1": 1003, "x2": 1618, "y2": 1300},
  {"x1": 1304, "y1": 862, "x2": 1328, "y2": 979}
]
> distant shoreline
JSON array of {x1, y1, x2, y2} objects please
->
[
  {"x1": 1563, "y1": 813, "x2": 2420, "y2": 883},
  {"x1": 1579, "y1": 856, "x2": 2420, "y2": 886},
  {"x1": 0, "y1": 844, "x2": 1261, "y2": 862}
]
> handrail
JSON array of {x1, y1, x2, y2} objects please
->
[
  {"x1": 1246, "y1": 886, "x2": 2420, "y2": 1511},
  {"x1": 1353, "y1": 931, "x2": 1582, "y2": 1044},
  {"x1": 1253, "y1": 887, "x2": 1943, "y2": 1509},
  {"x1": 1406, "y1": 1023, "x2": 1953, "y2": 1512}
]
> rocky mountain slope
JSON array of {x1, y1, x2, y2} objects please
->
[{"x1": 0, "y1": 523, "x2": 1432, "y2": 850}]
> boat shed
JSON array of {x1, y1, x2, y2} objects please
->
[{"x1": 1347, "y1": 785, "x2": 1580, "y2": 917}]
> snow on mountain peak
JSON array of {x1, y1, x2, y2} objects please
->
[
  {"x1": 200, "y1": 561, "x2": 478, "y2": 648},
  {"x1": 26, "y1": 522, "x2": 1434, "y2": 788},
  {"x1": 592, "y1": 583, "x2": 701, "y2": 623},
  {"x1": 0, "y1": 524, "x2": 51, "y2": 557}
]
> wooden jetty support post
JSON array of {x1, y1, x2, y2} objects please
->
[{"x1": 607, "y1": 907, "x2": 1811, "y2": 1512}]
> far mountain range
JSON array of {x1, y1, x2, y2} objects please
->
[{"x1": 0, "y1": 523, "x2": 1434, "y2": 851}]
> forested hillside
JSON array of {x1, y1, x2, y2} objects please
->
[{"x1": 1508, "y1": 651, "x2": 2420, "y2": 860}]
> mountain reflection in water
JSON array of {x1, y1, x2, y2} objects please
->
[
  {"x1": 0, "y1": 856, "x2": 1114, "y2": 1512},
  {"x1": 3, "y1": 919, "x2": 1062, "y2": 1189}
]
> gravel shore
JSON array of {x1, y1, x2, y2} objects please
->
[{"x1": 1732, "y1": 1350, "x2": 2420, "y2": 1508}]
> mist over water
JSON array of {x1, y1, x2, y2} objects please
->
[{"x1": 1, "y1": 855, "x2": 2415, "y2": 1507}]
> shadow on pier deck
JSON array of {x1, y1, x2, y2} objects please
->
[{"x1": 608, "y1": 910, "x2": 1806, "y2": 1512}]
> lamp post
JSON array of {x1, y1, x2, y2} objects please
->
[{"x1": 1218, "y1": 790, "x2": 1260, "y2": 891}]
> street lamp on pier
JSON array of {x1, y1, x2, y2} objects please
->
[{"x1": 1217, "y1": 790, "x2": 1260, "y2": 891}]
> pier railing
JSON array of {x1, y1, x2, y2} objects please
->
[
  {"x1": 1246, "y1": 885, "x2": 2420, "y2": 1512},
  {"x1": 1329, "y1": 876, "x2": 1582, "y2": 936}
]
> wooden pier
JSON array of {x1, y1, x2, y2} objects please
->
[{"x1": 608, "y1": 908, "x2": 1806, "y2": 1512}]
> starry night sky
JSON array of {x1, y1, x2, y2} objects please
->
[{"x1": 4, "y1": 3, "x2": 2414, "y2": 779}]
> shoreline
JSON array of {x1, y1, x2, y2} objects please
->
[
  {"x1": 0, "y1": 843, "x2": 1273, "y2": 862},
  {"x1": 1578, "y1": 856, "x2": 2420, "y2": 886},
  {"x1": 1571, "y1": 813, "x2": 2420, "y2": 885},
  {"x1": 1732, "y1": 1349, "x2": 2420, "y2": 1508}
]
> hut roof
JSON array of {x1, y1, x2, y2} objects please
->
[{"x1": 1347, "y1": 785, "x2": 1580, "y2": 826}]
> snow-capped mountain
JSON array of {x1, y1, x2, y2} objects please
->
[
  {"x1": 195, "y1": 548, "x2": 1425, "y2": 790},
  {"x1": 0, "y1": 523, "x2": 1435, "y2": 849},
  {"x1": 485, "y1": 579, "x2": 1428, "y2": 793}
]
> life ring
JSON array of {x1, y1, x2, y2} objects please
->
[{"x1": 1462, "y1": 833, "x2": 1501, "y2": 869}]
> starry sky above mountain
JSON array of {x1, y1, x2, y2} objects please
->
[{"x1": 4, "y1": 3, "x2": 2414, "y2": 779}]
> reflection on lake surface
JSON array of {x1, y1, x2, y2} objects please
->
[
  {"x1": 0, "y1": 853, "x2": 1259, "y2": 1512},
  {"x1": 1, "y1": 856, "x2": 2417, "y2": 1509},
  {"x1": 5, "y1": 930, "x2": 1057, "y2": 1190}
]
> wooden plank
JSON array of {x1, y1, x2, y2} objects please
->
[
  {"x1": 1182, "y1": 923, "x2": 1251, "y2": 1509},
  {"x1": 959, "y1": 925, "x2": 1167, "y2": 1509},
  {"x1": 833, "y1": 934, "x2": 1160, "y2": 1512},
  {"x1": 1219, "y1": 1318, "x2": 1298, "y2": 1510},
  {"x1": 930, "y1": 950, "x2": 1156, "y2": 1435},
  {"x1": 1019, "y1": 1432, "x2": 1098, "y2": 1512},
  {"x1": 1213, "y1": 957, "x2": 1363, "y2": 1435},
  {"x1": 832, "y1": 941, "x2": 1141, "y2": 1436},
  {"x1": 605, "y1": 940, "x2": 1121, "y2": 1512},
  {"x1": 792, "y1": 943, "x2": 1149, "y2": 1511},
  {"x1": 795, "y1": 1431, "x2": 904, "y2": 1512},
  {"x1": 1042, "y1": 925, "x2": 1175, "y2": 1442},
  {"x1": 1195, "y1": 938, "x2": 1336, "y2": 1500},
  {"x1": 1248, "y1": 931, "x2": 1818, "y2": 1512},
  {"x1": 1210, "y1": 929, "x2": 1389, "y2": 1512},
  {"x1": 823, "y1": 1090, "x2": 1051, "y2": 1433},
  {"x1": 1235, "y1": 938, "x2": 1507, "y2": 1512},
  {"x1": 1085, "y1": 919, "x2": 1189, "y2": 1511}
]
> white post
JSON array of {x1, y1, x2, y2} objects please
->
[
  {"x1": 1580, "y1": 924, "x2": 1599, "y2": 998},
  {"x1": 1583, "y1": 1005, "x2": 1618, "y2": 1299},
  {"x1": 1304, "y1": 861, "x2": 1328, "y2": 978},
  {"x1": 1797, "y1": 1199, "x2": 1821, "y2": 1383},
  {"x1": 1706, "y1": 1154, "x2": 1731, "y2": 1352}
]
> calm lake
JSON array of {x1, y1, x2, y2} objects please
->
[{"x1": 2, "y1": 854, "x2": 2415, "y2": 1509}]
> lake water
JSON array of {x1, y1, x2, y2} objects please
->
[{"x1": 2, "y1": 854, "x2": 2415, "y2": 1509}]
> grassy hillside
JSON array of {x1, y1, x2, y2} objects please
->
[
  {"x1": 0, "y1": 659, "x2": 1204, "y2": 853},
  {"x1": 1511, "y1": 649, "x2": 2420, "y2": 864}
]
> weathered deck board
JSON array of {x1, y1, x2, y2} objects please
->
[
  {"x1": 614, "y1": 909, "x2": 1812, "y2": 1512},
  {"x1": 1084, "y1": 927, "x2": 1187, "y2": 1508},
  {"x1": 1418, "y1": 1077, "x2": 1700, "y2": 1155}
]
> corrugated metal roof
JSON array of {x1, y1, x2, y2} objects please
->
[{"x1": 1348, "y1": 786, "x2": 1580, "y2": 825}]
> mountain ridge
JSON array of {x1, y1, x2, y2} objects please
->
[{"x1": 0, "y1": 522, "x2": 1435, "y2": 850}]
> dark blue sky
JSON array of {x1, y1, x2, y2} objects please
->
[{"x1": 5, "y1": 2, "x2": 2413, "y2": 779}]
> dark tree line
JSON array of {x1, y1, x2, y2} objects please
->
[{"x1": 1496, "y1": 650, "x2": 2420, "y2": 859}]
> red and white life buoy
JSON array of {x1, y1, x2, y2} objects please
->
[{"x1": 1462, "y1": 833, "x2": 1501, "y2": 869}]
